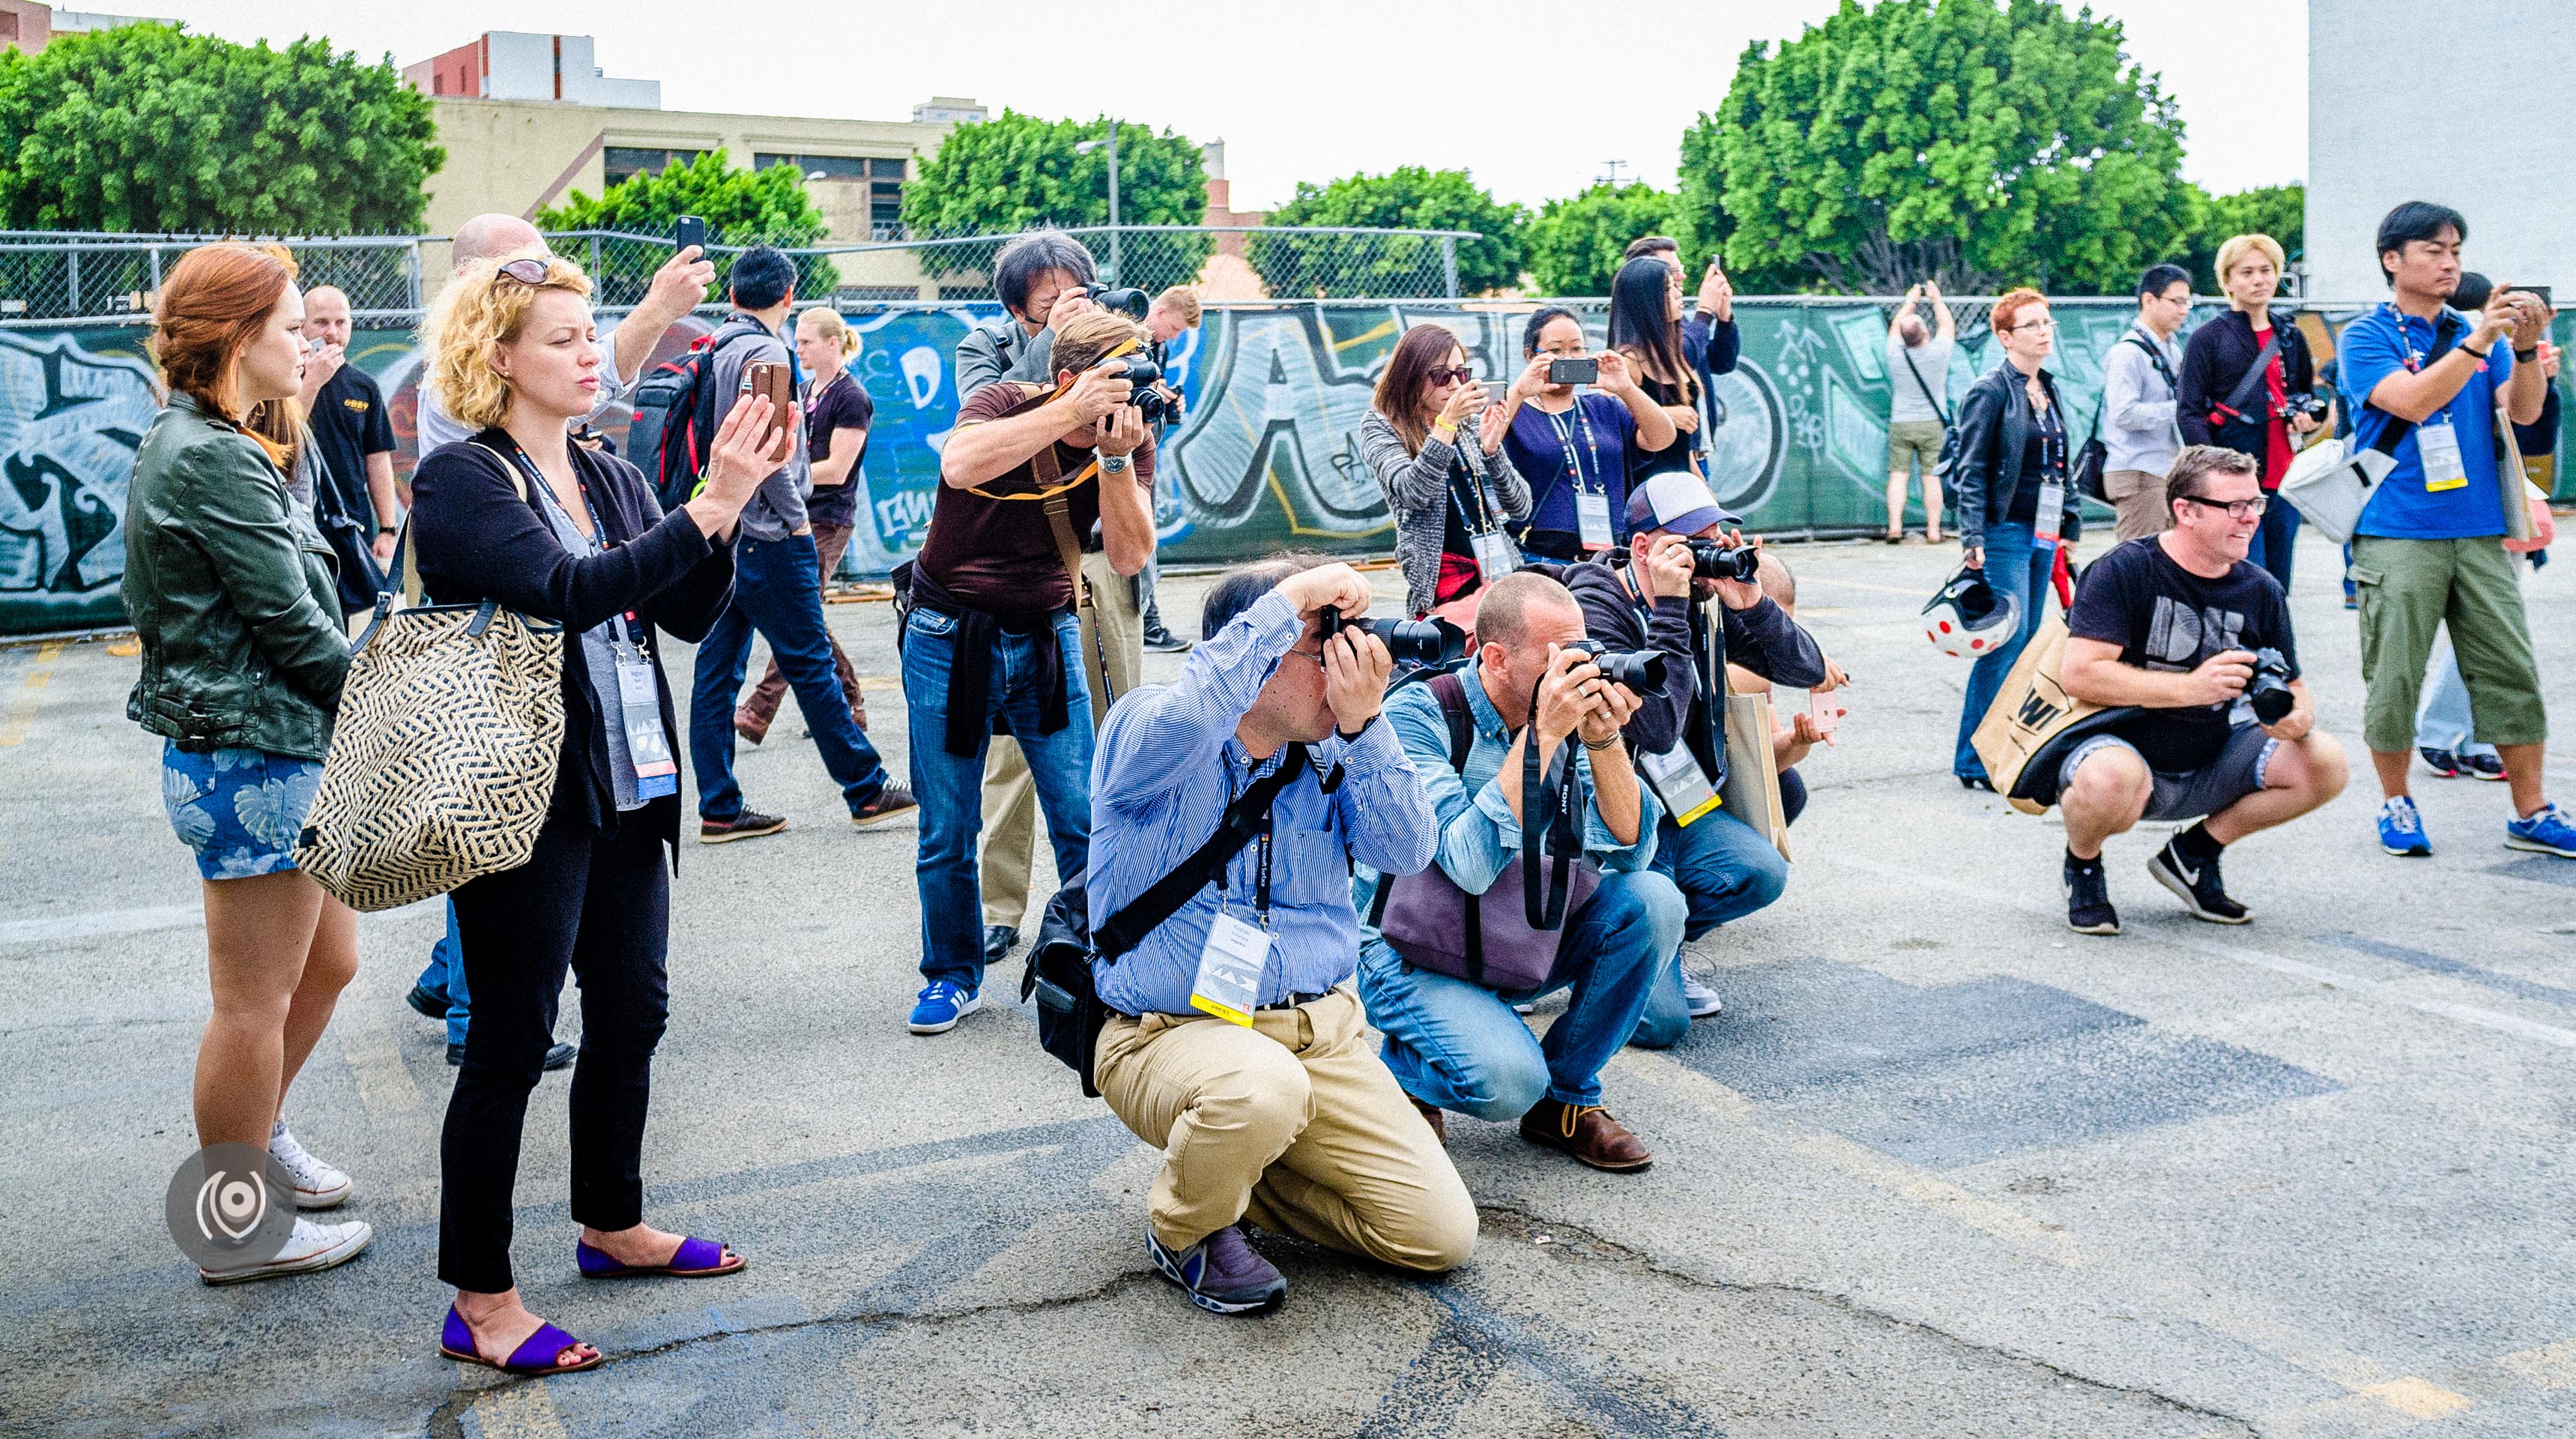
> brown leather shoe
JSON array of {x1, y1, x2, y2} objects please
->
[
  {"x1": 1409, "y1": 1095, "x2": 1446, "y2": 1147},
  {"x1": 732, "y1": 706, "x2": 769, "y2": 746},
  {"x1": 1519, "y1": 1099, "x2": 1652, "y2": 1172}
]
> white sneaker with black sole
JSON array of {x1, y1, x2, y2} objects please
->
[
  {"x1": 269, "y1": 1120, "x2": 351, "y2": 1210},
  {"x1": 1679, "y1": 971, "x2": 1724, "y2": 1018},
  {"x1": 199, "y1": 1216, "x2": 372, "y2": 1285}
]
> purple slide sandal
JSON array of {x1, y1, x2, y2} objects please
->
[
  {"x1": 439, "y1": 1306, "x2": 604, "y2": 1375},
  {"x1": 576, "y1": 1235, "x2": 746, "y2": 1279}
]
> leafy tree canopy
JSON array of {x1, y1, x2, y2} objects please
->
[
  {"x1": 1680, "y1": 0, "x2": 2193, "y2": 295},
  {"x1": 539, "y1": 149, "x2": 835, "y2": 304},
  {"x1": 0, "y1": 22, "x2": 441, "y2": 233},
  {"x1": 900, "y1": 111, "x2": 1207, "y2": 284},
  {"x1": 2177, "y1": 182, "x2": 2304, "y2": 292},
  {"x1": 1524, "y1": 184, "x2": 1676, "y2": 298},
  {"x1": 1256, "y1": 166, "x2": 1528, "y2": 298}
]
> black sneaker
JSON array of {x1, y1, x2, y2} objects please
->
[
  {"x1": 405, "y1": 983, "x2": 450, "y2": 1021},
  {"x1": 2063, "y1": 853, "x2": 2120, "y2": 935},
  {"x1": 1142, "y1": 625, "x2": 1193, "y2": 654},
  {"x1": 2147, "y1": 834, "x2": 2250, "y2": 924},
  {"x1": 983, "y1": 924, "x2": 1019, "y2": 967},
  {"x1": 2463, "y1": 752, "x2": 2508, "y2": 782},
  {"x1": 449, "y1": 1041, "x2": 575, "y2": 1070},
  {"x1": 699, "y1": 809, "x2": 789, "y2": 844},
  {"x1": 2419, "y1": 746, "x2": 2464, "y2": 778},
  {"x1": 852, "y1": 784, "x2": 919, "y2": 827}
]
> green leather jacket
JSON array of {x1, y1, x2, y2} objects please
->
[{"x1": 122, "y1": 391, "x2": 349, "y2": 759}]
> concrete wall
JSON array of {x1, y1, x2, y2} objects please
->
[{"x1": 2308, "y1": 0, "x2": 2576, "y2": 299}]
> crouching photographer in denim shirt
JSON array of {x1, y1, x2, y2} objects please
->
[{"x1": 1087, "y1": 558, "x2": 1472, "y2": 1318}]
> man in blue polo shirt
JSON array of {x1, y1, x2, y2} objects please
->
[{"x1": 2335, "y1": 201, "x2": 2571, "y2": 859}]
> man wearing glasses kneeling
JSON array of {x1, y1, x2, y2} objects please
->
[{"x1": 2047, "y1": 446, "x2": 2347, "y2": 935}]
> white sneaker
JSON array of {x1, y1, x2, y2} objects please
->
[
  {"x1": 270, "y1": 1120, "x2": 352, "y2": 1210},
  {"x1": 1681, "y1": 971, "x2": 1724, "y2": 1019},
  {"x1": 199, "y1": 1216, "x2": 372, "y2": 1285}
]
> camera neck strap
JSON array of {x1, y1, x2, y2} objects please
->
[{"x1": 1521, "y1": 685, "x2": 1585, "y2": 931}]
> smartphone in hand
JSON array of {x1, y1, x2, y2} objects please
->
[
  {"x1": 1548, "y1": 357, "x2": 1600, "y2": 386},
  {"x1": 674, "y1": 214, "x2": 708, "y2": 256},
  {"x1": 742, "y1": 360, "x2": 794, "y2": 450}
]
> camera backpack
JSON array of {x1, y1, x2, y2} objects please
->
[{"x1": 629, "y1": 317, "x2": 771, "y2": 513}]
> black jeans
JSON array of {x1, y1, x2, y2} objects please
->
[{"x1": 438, "y1": 808, "x2": 670, "y2": 1294}]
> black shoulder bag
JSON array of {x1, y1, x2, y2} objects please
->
[{"x1": 1022, "y1": 744, "x2": 1330, "y2": 1096}]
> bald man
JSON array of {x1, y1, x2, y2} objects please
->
[
  {"x1": 297, "y1": 283, "x2": 401, "y2": 609},
  {"x1": 415, "y1": 212, "x2": 717, "y2": 452}
]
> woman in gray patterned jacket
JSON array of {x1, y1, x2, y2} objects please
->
[{"x1": 1358, "y1": 325, "x2": 1535, "y2": 616}]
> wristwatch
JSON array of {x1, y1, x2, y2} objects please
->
[
  {"x1": 2515, "y1": 345, "x2": 2539, "y2": 362},
  {"x1": 1097, "y1": 450, "x2": 1131, "y2": 475},
  {"x1": 376, "y1": 525, "x2": 398, "y2": 537}
]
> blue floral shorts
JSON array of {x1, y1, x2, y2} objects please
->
[{"x1": 160, "y1": 742, "x2": 324, "y2": 881}]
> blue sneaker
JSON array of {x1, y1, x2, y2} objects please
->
[
  {"x1": 2505, "y1": 803, "x2": 2576, "y2": 859},
  {"x1": 2377, "y1": 797, "x2": 2431, "y2": 857},
  {"x1": 1146, "y1": 1223, "x2": 1286, "y2": 1315},
  {"x1": 907, "y1": 980, "x2": 982, "y2": 1035}
]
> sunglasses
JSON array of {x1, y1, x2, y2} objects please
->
[
  {"x1": 2180, "y1": 494, "x2": 2268, "y2": 519},
  {"x1": 495, "y1": 258, "x2": 553, "y2": 286},
  {"x1": 1427, "y1": 366, "x2": 1476, "y2": 385}
]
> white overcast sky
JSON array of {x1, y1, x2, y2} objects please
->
[{"x1": 146, "y1": 0, "x2": 2306, "y2": 211}]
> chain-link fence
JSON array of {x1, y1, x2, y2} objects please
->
[{"x1": 0, "y1": 232, "x2": 423, "y2": 323}]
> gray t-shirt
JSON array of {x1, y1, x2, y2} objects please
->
[
  {"x1": 707, "y1": 315, "x2": 811, "y2": 542},
  {"x1": 1887, "y1": 334, "x2": 1953, "y2": 423}
]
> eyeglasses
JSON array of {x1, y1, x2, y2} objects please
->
[
  {"x1": 2010, "y1": 319, "x2": 2058, "y2": 334},
  {"x1": 1428, "y1": 366, "x2": 1476, "y2": 385},
  {"x1": 495, "y1": 258, "x2": 552, "y2": 286},
  {"x1": 2179, "y1": 494, "x2": 2268, "y2": 519}
]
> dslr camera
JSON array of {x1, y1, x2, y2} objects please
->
[
  {"x1": 1097, "y1": 357, "x2": 1179, "y2": 427},
  {"x1": 2276, "y1": 392, "x2": 2329, "y2": 424},
  {"x1": 2246, "y1": 647, "x2": 2296, "y2": 725},
  {"x1": 1081, "y1": 283, "x2": 1151, "y2": 320},
  {"x1": 1561, "y1": 639, "x2": 1669, "y2": 693},
  {"x1": 1688, "y1": 540, "x2": 1762, "y2": 584},
  {"x1": 1318, "y1": 607, "x2": 1466, "y2": 669}
]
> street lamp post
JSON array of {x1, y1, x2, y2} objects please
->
[{"x1": 1074, "y1": 122, "x2": 1121, "y2": 286}]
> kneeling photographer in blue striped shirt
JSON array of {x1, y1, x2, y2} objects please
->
[{"x1": 1088, "y1": 558, "x2": 1473, "y2": 1317}]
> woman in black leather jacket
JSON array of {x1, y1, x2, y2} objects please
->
[{"x1": 1949, "y1": 287, "x2": 2081, "y2": 787}]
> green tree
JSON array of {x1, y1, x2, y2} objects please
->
[
  {"x1": 539, "y1": 150, "x2": 836, "y2": 305},
  {"x1": 1251, "y1": 166, "x2": 1527, "y2": 298},
  {"x1": 901, "y1": 112, "x2": 1209, "y2": 288},
  {"x1": 0, "y1": 22, "x2": 440, "y2": 233},
  {"x1": 2177, "y1": 182, "x2": 2304, "y2": 291},
  {"x1": 1680, "y1": 0, "x2": 2194, "y2": 295},
  {"x1": 1524, "y1": 184, "x2": 1676, "y2": 297}
]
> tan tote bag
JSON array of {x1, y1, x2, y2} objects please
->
[
  {"x1": 1717, "y1": 682, "x2": 1791, "y2": 860},
  {"x1": 294, "y1": 447, "x2": 567, "y2": 911},
  {"x1": 1969, "y1": 614, "x2": 2108, "y2": 815}
]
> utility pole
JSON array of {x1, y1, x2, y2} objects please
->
[{"x1": 1076, "y1": 122, "x2": 1122, "y2": 285}]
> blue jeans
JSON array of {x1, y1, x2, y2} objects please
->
[
  {"x1": 414, "y1": 901, "x2": 470, "y2": 1049},
  {"x1": 1357, "y1": 869, "x2": 1687, "y2": 1116},
  {"x1": 1955, "y1": 522, "x2": 2052, "y2": 779},
  {"x1": 2413, "y1": 635, "x2": 2496, "y2": 758},
  {"x1": 2245, "y1": 494, "x2": 2300, "y2": 592},
  {"x1": 689, "y1": 533, "x2": 888, "y2": 821},
  {"x1": 901, "y1": 606, "x2": 1093, "y2": 992},
  {"x1": 1638, "y1": 803, "x2": 1790, "y2": 1037}
]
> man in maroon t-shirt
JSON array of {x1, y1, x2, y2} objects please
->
[{"x1": 900, "y1": 311, "x2": 1158, "y2": 1035}]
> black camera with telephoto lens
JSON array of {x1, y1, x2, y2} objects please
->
[
  {"x1": 1318, "y1": 607, "x2": 1466, "y2": 669},
  {"x1": 1083, "y1": 283, "x2": 1151, "y2": 319},
  {"x1": 1688, "y1": 540, "x2": 1762, "y2": 583},
  {"x1": 1097, "y1": 358, "x2": 1178, "y2": 427},
  {"x1": 2276, "y1": 392, "x2": 2329, "y2": 423},
  {"x1": 2246, "y1": 647, "x2": 2295, "y2": 725},
  {"x1": 1561, "y1": 639, "x2": 1669, "y2": 693}
]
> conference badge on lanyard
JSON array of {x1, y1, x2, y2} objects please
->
[
  {"x1": 1472, "y1": 530, "x2": 1520, "y2": 587},
  {"x1": 1193, "y1": 911, "x2": 1269, "y2": 1027},
  {"x1": 2416, "y1": 419, "x2": 2469, "y2": 492},
  {"x1": 614, "y1": 636, "x2": 679, "y2": 800},
  {"x1": 1576, "y1": 491, "x2": 1614, "y2": 551},
  {"x1": 1637, "y1": 743, "x2": 1722, "y2": 827},
  {"x1": 2034, "y1": 477, "x2": 2067, "y2": 547}
]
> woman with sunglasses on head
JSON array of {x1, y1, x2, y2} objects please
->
[
  {"x1": 1608, "y1": 256, "x2": 1703, "y2": 484},
  {"x1": 1360, "y1": 325, "x2": 1537, "y2": 617},
  {"x1": 125, "y1": 242, "x2": 372, "y2": 1284},
  {"x1": 1502, "y1": 307, "x2": 1679, "y2": 561},
  {"x1": 409, "y1": 252, "x2": 783, "y2": 1375},
  {"x1": 1949, "y1": 286, "x2": 2082, "y2": 789}
]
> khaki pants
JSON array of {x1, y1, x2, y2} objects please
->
[
  {"x1": 1094, "y1": 988, "x2": 1477, "y2": 1271},
  {"x1": 2353, "y1": 534, "x2": 2547, "y2": 754},
  {"x1": 982, "y1": 549, "x2": 1142, "y2": 929},
  {"x1": 2102, "y1": 468, "x2": 2174, "y2": 543}
]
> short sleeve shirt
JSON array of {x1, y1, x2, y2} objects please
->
[
  {"x1": 802, "y1": 371, "x2": 874, "y2": 529},
  {"x1": 2337, "y1": 304, "x2": 2516, "y2": 539},
  {"x1": 1887, "y1": 335, "x2": 1953, "y2": 423},
  {"x1": 305, "y1": 365, "x2": 392, "y2": 524},
  {"x1": 917, "y1": 381, "x2": 1156, "y2": 613},
  {"x1": 1503, "y1": 392, "x2": 1636, "y2": 542},
  {"x1": 2066, "y1": 537, "x2": 2300, "y2": 773}
]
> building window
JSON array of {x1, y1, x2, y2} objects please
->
[
  {"x1": 603, "y1": 146, "x2": 707, "y2": 186},
  {"x1": 755, "y1": 152, "x2": 874, "y2": 181}
]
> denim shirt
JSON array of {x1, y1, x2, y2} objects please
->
[
  {"x1": 1353, "y1": 655, "x2": 1661, "y2": 941},
  {"x1": 1089, "y1": 589, "x2": 1437, "y2": 1016}
]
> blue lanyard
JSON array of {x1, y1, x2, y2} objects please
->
[{"x1": 1544, "y1": 399, "x2": 1603, "y2": 494}]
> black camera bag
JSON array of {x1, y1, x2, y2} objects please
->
[{"x1": 1022, "y1": 744, "x2": 1322, "y2": 1096}]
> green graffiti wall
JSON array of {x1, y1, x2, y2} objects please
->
[{"x1": 4, "y1": 302, "x2": 2568, "y2": 636}]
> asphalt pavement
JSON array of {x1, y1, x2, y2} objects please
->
[{"x1": 2, "y1": 530, "x2": 2572, "y2": 1438}]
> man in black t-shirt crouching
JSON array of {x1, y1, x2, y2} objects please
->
[{"x1": 2056, "y1": 445, "x2": 2349, "y2": 934}]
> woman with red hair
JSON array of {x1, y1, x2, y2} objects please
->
[
  {"x1": 124, "y1": 242, "x2": 370, "y2": 1283},
  {"x1": 1948, "y1": 286, "x2": 2081, "y2": 788}
]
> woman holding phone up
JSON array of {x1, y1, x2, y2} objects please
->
[
  {"x1": 1502, "y1": 306, "x2": 1678, "y2": 560},
  {"x1": 1360, "y1": 325, "x2": 1535, "y2": 616},
  {"x1": 410, "y1": 251, "x2": 781, "y2": 1375}
]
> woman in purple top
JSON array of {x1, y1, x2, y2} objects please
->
[{"x1": 1502, "y1": 307, "x2": 1678, "y2": 561}]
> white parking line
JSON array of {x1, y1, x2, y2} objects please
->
[
  {"x1": 0, "y1": 903, "x2": 201, "y2": 947},
  {"x1": 1830, "y1": 857, "x2": 2576, "y2": 1051}
]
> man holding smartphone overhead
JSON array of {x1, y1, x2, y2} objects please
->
[{"x1": 686, "y1": 246, "x2": 913, "y2": 844}]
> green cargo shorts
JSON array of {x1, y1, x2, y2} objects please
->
[{"x1": 2350, "y1": 534, "x2": 2546, "y2": 754}]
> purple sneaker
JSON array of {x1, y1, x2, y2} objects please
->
[{"x1": 1146, "y1": 1223, "x2": 1286, "y2": 1315}]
